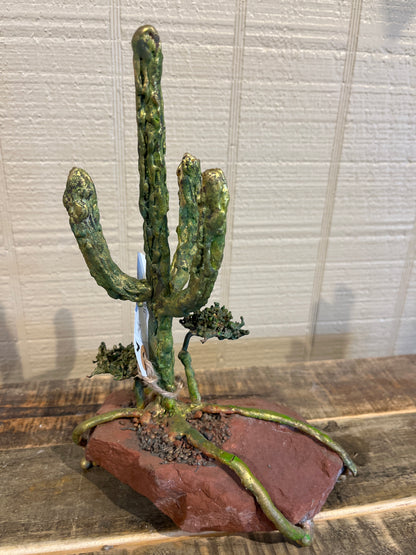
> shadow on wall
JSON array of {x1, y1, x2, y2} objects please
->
[
  {"x1": 311, "y1": 284, "x2": 355, "y2": 361},
  {"x1": 53, "y1": 308, "x2": 77, "y2": 378},
  {"x1": 0, "y1": 306, "x2": 77, "y2": 384},
  {"x1": 35, "y1": 307, "x2": 77, "y2": 381},
  {"x1": 382, "y1": 1, "x2": 416, "y2": 42},
  {"x1": 0, "y1": 303, "x2": 24, "y2": 383},
  {"x1": 286, "y1": 284, "x2": 355, "y2": 363}
]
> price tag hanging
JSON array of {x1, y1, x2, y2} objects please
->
[{"x1": 134, "y1": 253, "x2": 149, "y2": 377}]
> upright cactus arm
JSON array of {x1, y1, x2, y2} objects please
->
[
  {"x1": 132, "y1": 24, "x2": 229, "y2": 321},
  {"x1": 162, "y1": 168, "x2": 229, "y2": 316},
  {"x1": 63, "y1": 168, "x2": 151, "y2": 303},
  {"x1": 170, "y1": 153, "x2": 202, "y2": 292},
  {"x1": 132, "y1": 25, "x2": 171, "y2": 300}
]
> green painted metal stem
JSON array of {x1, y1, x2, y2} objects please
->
[
  {"x1": 132, "y1": 25, "x2": 174, "y2": 390},
  {"x1": 178, "y1": 332, "x2": 201, "y2": 403},
  {"x1": 162, "y1": 168, "x2": 229, "y2": 317},
  {"x1": 170, "y1": 154, "x2": 202, "y2": 291},
  {"x1": 178, "y1": 351, "x2": 200, "y2": 402},
  {"x1": 72, "y1": 408, "x2": 143, "y2": 446},
  {"x1": 201, "y1": 404, "x2": 358, "y2": 476},
  {"x1": 134, "y1": 377, "x2": 145, "y2": 408},
  {"x1": 171, "y1": 415, "x2": 312, "y2": 547}
]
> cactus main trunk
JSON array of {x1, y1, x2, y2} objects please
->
[{"x1": 132, "y1": 25, "x2": 175, "y2": 390}]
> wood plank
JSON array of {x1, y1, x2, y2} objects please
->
[
  {"x1": 1, "y1": 355, "x2": 415, "y2": 421},
  {"x1": 91, "y1": 507, "x2": 416, "y2": 555},
  {"x1": 1, "y1": 412, "x2": 414, "y2": 551},
  {"x1": 1, "y1": 355, "x2": 415, "y2": 449},
  {"x1": 197, "y1": 355, "x2": 416, "y2": 419},
  {"x1": 319, "y1": 413, "x2": 416, "y2": 510},
  {"x1": 0, "y1": 414, "x2": 96, "y2": 449},
  {"x1": 0, "y1": 443, "x2": 174, "y2": 547},
  {"x1": 0, "y1": 376, "x2": 127, "y2": 416},
  {"x1": 4, "y1": 502, "x2": 416, "y2": 555}
]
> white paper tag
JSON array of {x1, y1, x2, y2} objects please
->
[{"x1": 134, "y1": 253, "x2": 149, "y2": 377}]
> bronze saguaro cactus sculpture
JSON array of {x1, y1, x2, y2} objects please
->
[
  {"x1": 64, "y1": 25, "x2": 229, "y2": 393},
  {"x1": 64, "y1": 25, "x2": 356, "y2": 547}
]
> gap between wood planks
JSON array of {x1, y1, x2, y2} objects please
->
[
  {"x1": 4, "y1": 497, "x2": 416, "y2": 555},
  {"x1": 310, "y1": 407, "x2": 416, "y2": 424}
]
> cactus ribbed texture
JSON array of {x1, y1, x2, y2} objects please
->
[{"x1": 63, "y1": 25, "x2": 229, "y2": 391}]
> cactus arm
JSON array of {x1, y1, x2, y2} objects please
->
[
  {"x1": 162, "y1": 168, "x2": 229, "y2": 316},
  {"x1": 63, "y1": 167, "x2": 151, "y2": 303},
  {"x1": 132, "y1": 25, "x2": 171, "y2": 298},
  {"x1": 170, "y1": 153, "x2": 202, "y2": 291}
]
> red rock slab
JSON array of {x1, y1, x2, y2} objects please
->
[{"x1": 85, "y1": 391, "x2": 343, "y2": 532}]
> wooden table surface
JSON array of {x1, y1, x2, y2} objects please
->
[{"x1": 1, "y1": 355, "x2": 416, "y2": 554}]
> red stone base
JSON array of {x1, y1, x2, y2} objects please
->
[{"x1": 85, "y1": 391, "x2": 342, "y2": 532}]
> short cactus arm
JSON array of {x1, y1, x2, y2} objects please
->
[
  {"x1": 132, "y1": 25, "x2": 171, "y2": 299},
  {"x1": 162, "y1": 168, "x2": 229, "y2": 316},
  {"x1": 63, "y1": 168, "x2": 151, "y2": 303},
  {"x1": 170, "y1": 153, "x2": 202, "y2": 291}
]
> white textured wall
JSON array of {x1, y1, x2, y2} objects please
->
[{"x1": 1, "y1": 0, "x2": 415, "y2": 382}]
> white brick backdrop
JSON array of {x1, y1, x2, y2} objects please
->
[{"x1": 1, "y1": 0, "x2": 415, "y2": 382}]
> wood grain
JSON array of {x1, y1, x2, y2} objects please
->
[
  {"x1": 194, "y1": 355, "x2": 416, "y2": 419},
  {"x1": 0, "y1": 376, "x2": 127, "y2": 416},
  {"x1": 1, "y1": 356, "x2": 415, "y2": 449},
  {"x1": 0, "y1": 377, "x2": 126, "y2": 448},
  {"x1": 106, "y1": 508, "x2": 416, "y2": 555},
  {"x1": 0, "y1": 356, "x2": 415, "y2": 554}
]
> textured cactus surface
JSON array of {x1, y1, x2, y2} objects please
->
[{"x1": 64, "y1": 25, "x2": 229, "y2": 390}]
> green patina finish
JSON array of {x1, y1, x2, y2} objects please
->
[
  {"x1": 64, "y1": 25, "x2": 229, "y2": 391},
  {"x1": 89, "y1": 342, "x2": 137, "y2": 381},
  {"x1": 180, "y1": 302, "x2": 249, "y2": 342},
  {"x1": 64, "y1": 24, "x2": 356, "y2": 546},
  {"x1": 63, "y1": 168, "x2": 151, "y2": 303}
]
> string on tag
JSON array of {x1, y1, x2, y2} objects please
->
[
  {"x1": 139, "y1": 352, "x2": 183, "y2": 399},
  {"x1": 134, "y1": 253, "x2": 182, "y2": 399}
]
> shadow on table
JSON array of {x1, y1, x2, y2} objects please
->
[{"x1": 51, "y1": 442, "x2": 175, "y2": 533}]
